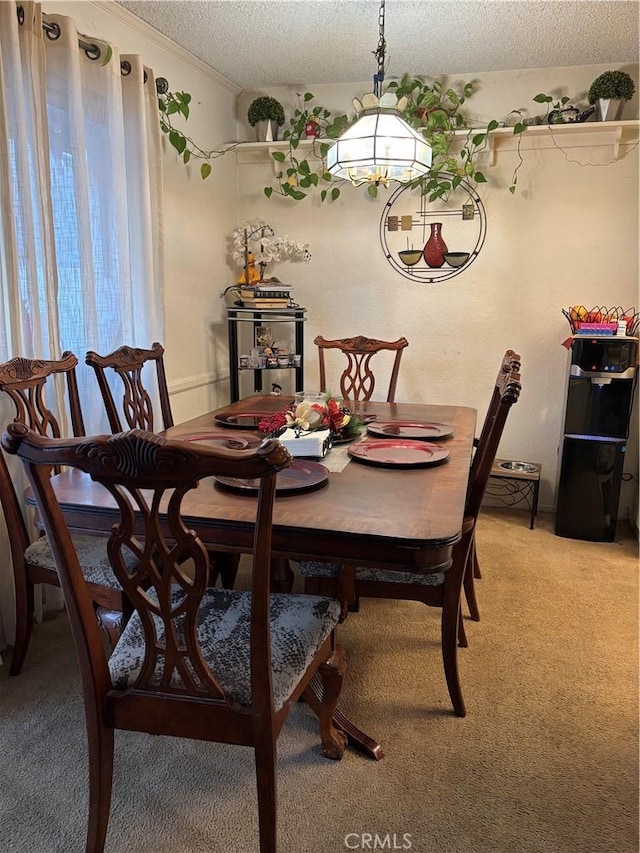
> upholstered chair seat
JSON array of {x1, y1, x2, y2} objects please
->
[
  {"x1": 109, "y1": 588, "x2": 341, "y2": 709},
  {"x1": 25, "y1": 534, "x2": 137, "y2": 590},
  {"x1": 299, "y1": 561, "x2": 446, "y2": 587}
]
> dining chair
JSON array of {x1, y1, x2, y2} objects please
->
[
  {"x1": 314, "y1": 335, "x2": 409, "y2": 403},
  {"x1": 3, "y1": 425, "x2": 347, "y2": 853},
  {"x1": 299, "y1": 356, "x2": 522, "y2": 718},
  {"x1": 85, "y1": 342, "x2": 242, "y2": 589},
  {"x1": 85, "y1": 341, "x2": 173, "y2": 432},
  {"x1": 464, "y1": 348, "x2": 522, "y2": 620},
  {"x1": 0, "y1": 352, "x2": 129, "y2": 675}
]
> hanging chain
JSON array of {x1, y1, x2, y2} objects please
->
[{"x1": 372, "y1": 0, "x2": 386, "y2": 97}]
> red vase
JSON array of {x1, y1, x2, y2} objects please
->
[{"x1": 423, "y1": 222, "x2": 448, "y2": 268}]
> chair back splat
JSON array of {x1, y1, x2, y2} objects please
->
[
  {"x1": 314, "y1": 335, "x2": 408, "y2": 403},
  {"x1": 3, "y1": 426, "x2": 347, "y2": 852},
  {"x1": 0, "y1": 351, "x2": 85, "y2": 441},
  {"x1": 85, "y1": 342, "x2": 173, "y2": 433}
]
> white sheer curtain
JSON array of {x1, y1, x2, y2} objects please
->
[{"x1": 0, "y1": 2, "x2": 165, "y2": 654}]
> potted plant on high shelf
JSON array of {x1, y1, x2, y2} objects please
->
[
  {"x1": 247, "y1": 95, "x2": 285, "y2": 141},
  {"x1": 588, "y1": 70, "x2": 636, "y2": 122}
]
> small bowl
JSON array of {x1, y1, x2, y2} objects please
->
[
  {"x1": 499, "y1": 461, "x2": 538, "y2": 473},
  {"x1": 397, "y1": 250, "x2": 423, "y2": 266},
  {"x1": 443, "y1": 252, "x2": 470, "y2": 268}
]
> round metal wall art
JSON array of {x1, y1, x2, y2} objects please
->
[{"x1": 379, "y1": 175, "x2": 487, "y2": 283}]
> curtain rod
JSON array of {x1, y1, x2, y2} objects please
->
[{"x1": 16, "y1": 5, "x2": 169, "y2": 94}]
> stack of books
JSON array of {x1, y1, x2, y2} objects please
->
[{"x1": 240, "y1": 281, "x2": 293, "y2": 309}]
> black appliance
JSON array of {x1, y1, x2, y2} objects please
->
[{"x1": 555, "y1": 337, "x2": 637, "y2": 541}]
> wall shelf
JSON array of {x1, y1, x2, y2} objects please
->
[
  {"x1": 234, "y1": 120, "x2": 639, "y2": 170},
  {"x1": 483, "y1": 119, "x2": 639, "y2": 165}
]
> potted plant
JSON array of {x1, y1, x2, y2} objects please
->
[
  {"x1": 247, "y1": 95, "x2": 285, "y2": 141},
  {"x1": 588, "y1": 70, "x2": 636, "y2": 121}
]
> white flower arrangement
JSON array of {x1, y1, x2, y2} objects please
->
[{"x1": 230, "y1": 218, "x2": 311, "y2": 281}]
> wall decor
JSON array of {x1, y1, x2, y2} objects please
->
[{"x1": 380, "y1": 175, "x2": 486, "y2": 283}]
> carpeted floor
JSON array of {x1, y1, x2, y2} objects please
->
[{"x1": 0, "y1": 510, "x2": 637, "y2": 853}]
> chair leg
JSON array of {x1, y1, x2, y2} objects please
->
[
  {"x1": 472, "y1": 537, "x2": 481, "y2": 579},
  {"x1": 463, "y1": 563, "x2": 481, "y2": 622},
  {"x1": 85, "y1": 720, "x2": 114, "y2": 853},
  {"x1": 208, "y1": 552, "x2": 240, "y2": 589},
  {"x1": 314, "y1": 644, "x2": 347, "y2": 760},
  {"x1": 270, "y1": 557, "x2": 294, "y2": 593},
  {"x1": 254, "y1": 733, "x2": 278, "y2": 853},
  {"x1": 9, "y1": 573, "x2": 35, "y2": 676},
  {"x1": 442, "y1": 601, "x2": 466, "y2": 718},
  {"x1": 457, "y1": 612, "x2": 468, "y2": 648}
]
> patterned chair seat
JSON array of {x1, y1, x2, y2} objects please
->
[
  {"x1": 24, "y1": 534, "x2": 135, "y2": 589},
  {"x1": 299, "y1": 560, "x2": 445, "y2": 587},
  {"x1": 109, "y1": 588, "x2": 342, "y2": 710}
]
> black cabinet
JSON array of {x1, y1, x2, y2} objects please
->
[{"x1": 226, "y1": 306, "x2": 306, "y2": 402}]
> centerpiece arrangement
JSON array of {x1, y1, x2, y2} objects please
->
[{"x1": 258, "y1": 394, "x2": 364, "y2": 443}]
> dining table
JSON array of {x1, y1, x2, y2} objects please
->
[{"x1": 38, "y1": 393, "x2": 477, "y2": 759}]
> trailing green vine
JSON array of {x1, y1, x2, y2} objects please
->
[
  {"x1": 158, "y1": 90, "x2": 243, "y2": 179},
  {"x1": 157, "y1": 78, "x2": 602, "y2": 201},
  {"x1": 262, "y1": 78, "x2": 528, "y2": 203}
]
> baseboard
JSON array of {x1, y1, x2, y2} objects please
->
[{"x1": 168, "y1": 371, "x2": 227, "y2": 395}]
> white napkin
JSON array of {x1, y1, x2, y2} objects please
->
[{"x1": 278, "y1": 428, "x2": 331, "y2": 458}]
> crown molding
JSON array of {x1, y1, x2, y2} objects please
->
[{"x1": 90, "y1": 1, "x2": 241, "y2": 95}]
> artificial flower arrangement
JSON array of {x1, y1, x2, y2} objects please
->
[
  {"x1": 230, "y1": 217, "x2": 311, "y2": 283},
  {"x1": 258, "y1": 394, "x2": 364, "y2": 442}
]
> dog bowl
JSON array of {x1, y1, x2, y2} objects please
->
[
  {"x1": 443, "y1": 252, "x2": 470, "y2": 268},
  {"x1": 499, "y1": 461, "x2": 538, "y2": 473}
]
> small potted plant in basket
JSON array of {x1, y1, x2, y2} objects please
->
[
  {"x1": 247, "y1": 96, "x2": 285, "y2": 141},
  {"x1": 588, "y1": 70, "x2": 636, "y2": 122}
]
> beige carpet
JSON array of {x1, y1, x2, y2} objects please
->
[{"x1": 0, "y1": 510, "x2": 637, "y2": 853}]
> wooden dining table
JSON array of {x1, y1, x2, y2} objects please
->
[{"x1": 40, "y1": 393, "x2": 477, "y2": 759}]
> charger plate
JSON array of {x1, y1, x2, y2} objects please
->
[
  {"x1": 215, "y1": 459, "x2": 329, "y2": 495},
  {"x1": 180, "y1": 430, "x2": 261, "y2": 450},
  {"x1": 366, "y1": 421, "x2": 453, "y2": 440},
  {"x1": 348, "y1": 439, "x2": 449, "y2": 468},
  {"x1": 214, "y1": 412, "x2": 272, "y2": 429}
]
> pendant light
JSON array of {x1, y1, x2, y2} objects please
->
[{"x1": 326, "y1": 0, "x2": 432, "y2": 187}]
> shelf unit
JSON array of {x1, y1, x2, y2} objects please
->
[
  {"x1": 234, "y1": 120, "x2": 639, "y2": 171},
  {"x1": 227, "y1": 305, "x2": 306, "y2": 402}
]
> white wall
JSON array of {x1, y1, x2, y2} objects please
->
[{"x1": 236, "y1": 68, "x2": 639, "y2": 513}]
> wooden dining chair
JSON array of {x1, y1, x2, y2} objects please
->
[
  {"x1": 299, "y1": 357, "x2": 522, "y2": 718},
  {"x1": 85, "y1": 342, "x2": 173, "y2": 432},
  {"x1": 0, "y1": 353, "x2": 129, "y2": 675},
  {"x1": 314, "y1": 335, "x2": 409, "y2": 403},
  {"x1": 85, "y1": 342, "x2": 242, "y2": 589},
  {"x1": 3, "y1": 425, "x2": 347, "y2": 853},
  {"x1": 465, "y1": 348, "x2": 522, "y2": 620}
]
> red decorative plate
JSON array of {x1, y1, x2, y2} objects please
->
[
  {"x1": 214, "y1": 459, "x2": 329, "y2": 495},
  {"x1": 180, "y1": 430, "x2": 261, "y2": 450},
  {"x1": 213, "y1": 412, "x2": 273, "y2": 429},
  {"x1": 366, "y1": 421, "x2": 454, "y2": 440},
  {"x1": 347, "y1": 439, "x2": 449, "y2": 468}
]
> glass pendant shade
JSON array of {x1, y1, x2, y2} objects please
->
[{"x1": 326, "y1": 108, "x2": 432, "y2": 186}]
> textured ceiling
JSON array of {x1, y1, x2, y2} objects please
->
[{"x1": 117, "y1": 0, "x2": 639, "y2": 89}]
